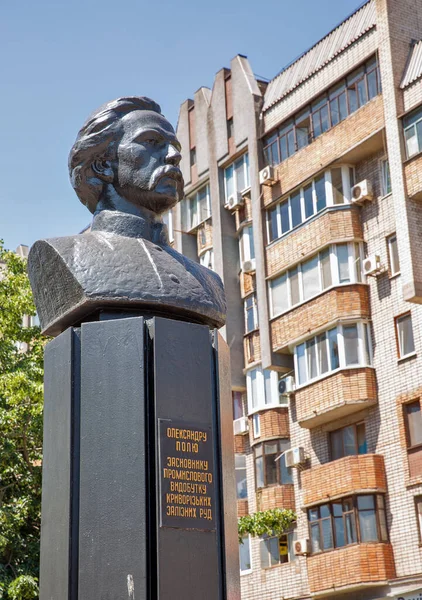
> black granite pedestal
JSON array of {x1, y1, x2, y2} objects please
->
[{"x1": 39, "y1": 315, "x2": 239, "y2": 600}]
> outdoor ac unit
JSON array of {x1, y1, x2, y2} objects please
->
[
  {"x1": 351, "y1": 180, "x2": 373, "y2": 204},
  {"x1": 242, "y1": 259, "x2": 256, "y2": 274},
  {"x1": 278, "y1": 376, "x2": 295, "y2": 395},
  {"x1": 294, "y1": 538, "x2": 311, "y2": 556},
  {"x1": 259, "y1": 165, "x2": 275, "y2": 186},
  {"x1": 233, "y1": 416, "x2": 249, "y2": 435},
  {"x1": 285, "y1": 447, "x2": 306, "y2": 469},
  {"x1": 363, "y1": 254, "x2": 382, "y2": 276},
  {"x1": 226, "y1": 192, "x2": 244, "y2": 210}
]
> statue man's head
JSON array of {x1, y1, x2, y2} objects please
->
[{"x1": 69, "y1": 97, "x2": 184, "y2": 216}]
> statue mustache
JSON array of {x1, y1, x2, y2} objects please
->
[{"x1": 150, "y1": 165, "x2": 183, "y2": 190}]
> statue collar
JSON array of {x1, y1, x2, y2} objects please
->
[{"x1": 91, "y1": 210, "x2": 168, "y2": 245}]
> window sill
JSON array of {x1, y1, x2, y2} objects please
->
[
  {"x1": 295, "y1": 364, "x2": 375, "y2": 392},
  {"x1": 379, "y1": 192, "x2": 392, "y2": 201},
  {"x1": 261, "y1": 561, "x2": 294, "y2": 570},
  {"x1": 244, "y1": 328, "x2": 259, "y2": 337},
  {"x1": 240, "y1": 570, "x2": 253, "y2": 577},
  {"x1": 389, "y1": 271, "x2": 401, "y2": 280},
  {"x1": 309, "y1": 540, "x2": 388, "y2": 556},
  {"x1": 398, "y1": 352, "x2": 417, "y2": 364},
  {"x1": 186, "y1": 215, "x2": 212, "y2": 233},
  {"x1": 247, "y1": 403, "x2": 289, "y2": 417},
  {"x1": 403, "y1": 148, "x2": 422, "y2": 165}
]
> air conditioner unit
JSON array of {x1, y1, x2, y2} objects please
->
[
  {"x1": 351, "y1": 179, "x2": 373, "y2": 204},
  {"x1": 285, "y1": 447, "x2": 306, "y2": 469},
  {"x1": 226, "y1": 192, "x2": 244, "y2": 210},
  {"x1": 233, "y1": 416, "x2": 249, "y2": 435},
  {"x1": 259, "y1": 165, "x2": 275, "y2": 186},
  {"x1": 278, "y1": 376, "x2": 295, "y2": 396},
  {"x1": 363, "y1": 254, "x2": 382, "y2": 276},
  {"x1": 294, "y1": 538, "x2": 311, "y2": 556},
  {"x1": 242, "y1": 259, "x2": 256, "y2": 274}
]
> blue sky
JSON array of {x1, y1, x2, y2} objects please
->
[{"x1": 1, "y1": 0, "x2": 361, "y2": 251}]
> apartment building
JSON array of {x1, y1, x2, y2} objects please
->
[{"x1": 171, "y1": 0, "x2": 422, "y2": 598}]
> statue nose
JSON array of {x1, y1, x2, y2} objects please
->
[{"x1": 165, "y1": 144, "x2": 181, "y2": 167}]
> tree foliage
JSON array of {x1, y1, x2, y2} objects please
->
[
  {"x1": 238, "y1": 508, "x2": 296, "y2": 543},
  {"x1": 0, "y1": 241, "x2": 44, "y2": 598}
]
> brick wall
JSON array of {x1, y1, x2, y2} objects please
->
[
  {"x1": 196, "y1": 218, "x2": 213, "y2": 253},
  {"x1": 302, "y1": 454, "x2": 387, "y2": 506},
  {"x1": 295, "y1": 368, "x2": 378, "y2": 428},
  {"x1": 237, "y1": 499, "x2": 249, "y2": 517},
  {"x1": 307, "y1": 543, "x2": 396, "y2": 594},
  {"x1": 271, "y1": 285, "x2": 370, "y2": 351},
  {"x1": 256, "y1": 484, "x2": 295, "y2": 512},
  {"x1": 234, "y1": 433, "x2": 249, "y2": 454},
  {"x1": 249, "y1": 408, "x2": 290, "y2": 445},
  {"x1": 404, "y1": 154, "x2": 422, "y2": 201},
  {"x1": 240, "y1": 272, "x2": 255, "y2": 298},
  {"x1": 244, "y1": 331, "x2": 261, "y2": 366},
  {"x1": 266, "y1": 207, "x2": 362, "y2": 277},
  {"x1": 263, "y1": 96, "x2": 385, "y2": 208}
]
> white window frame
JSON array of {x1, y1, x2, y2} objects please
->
[
  {"x1": 239, "y1": 534, "x2": 252, "y2": 575},
  {"x1": 244, "y1": 294, "x2": 258, "y2": 333},
  {"x1": 246, "y1": 367, "x2": 282, "y2": 414},
  {"x1": 224, "y1": 153, "x2": 250, "y2": 201},
  {"x1": 404, "y1": 107, "x2": 422, "y2": 159},
  {"x1": 266, "y1": 166, "x2": 355, "y2": 244},
  {"x1": 199, "y1": 249, "x2": 214, "y2": 271},
  {"x1": 293, "y1": 322, "x2": 373, "y2": 389},
  {"x1": 239, "y1": 225, "x2": 255, "y2": 263},
  {"x1": 185, "y1": 184, "x2": 211, "y2": 231},
  {"x1": 235, "y1": 454, "x2": 248, "y2": 500},
  {"x1": 387, "y1": 233, "x2": 400, "y2": 276},
  {"x1": 162, "y1": 209, "x2": 174, "y2": 243},
  {"x1": 253, "y1": 414, "x2": 260, "y2": 438},
  {"x1": 259, "y1": 532, "x2": 296, "y2": 568},
  {"x1": 396, "y1": 313, "x2": 416, "y2": 359},
  {"x1": 380, "y1": 158, "x2": 392, "y2": 196},
  {"x1": 268, "y1": 243, "x2": 365, "y2": 319}
]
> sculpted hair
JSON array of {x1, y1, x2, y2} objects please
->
[{"x1": 69, "y1": 96, "x2": 162, "y2": 213}]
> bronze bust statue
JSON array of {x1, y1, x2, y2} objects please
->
[{"x1": 28, "y1": 97, "x2": 226, "y2": 336}]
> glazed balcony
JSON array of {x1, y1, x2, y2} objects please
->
[
  {"x1": 256, "y1": 484, "x2": 295, "y2": 512},
  {"x1": 302, "y1": 454, "x2": 387, "y2": 506},
  {"x1": 404, "y1": 153, "x2": 422, "y2": 200},
  {"x1": 249, "y1": 407, "x2": 289, "y2": 444},
  {"x1": 271, "y1": 285, "x2": 369, "y2": 353},
  {"x1": 308, "y1": 543, "x2": 395, "y2": 596},
  {"x1": 263, "y1": 95, "x2": 385, "y2": 208},
  {"x1": 295, "y1": 368, "x2": 377, "y2": 428},
  {"x1": 266, "y1": 206, "x2": 362, "y2": 278}
]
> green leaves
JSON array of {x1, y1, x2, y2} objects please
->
[
  {"x1": 238, "y1": 508, "x2": 296, "y2": 543},
  {"x1": 0, "y1": 241, "x2": 45, "y2": 599}
]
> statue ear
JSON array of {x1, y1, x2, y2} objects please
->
[{"x1": 92, "y1": 159, "x2": 114, "y2": 183}]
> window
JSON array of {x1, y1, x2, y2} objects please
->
[
  {"x1": 268, "y1": 243, "x2": 364, "y2": 317},
  {"x1": 415, "y1": 496, "x2": 422, "y2": 540},
  {"x1": 381, "y1": 159, "x2": 391, "y2": 195},
  {"x1": 199, "y1": 249, "x2": 214, "y2": 271},
  {"x1": 308, "y1": 494, "x2": 388, "y2": 553},
  {"x1": 330, "y1": 422, "x2": 367, "y2": 460},
  {"x1": 245, "y1": 294, "x2": 258, "y2": 333},
  {"x1": 239, "y1": 226, "x2": 255, "y2": 263},
  {"x1": 263, "y1": 55, "x2": 381, "y2": 166},
  {"x1": 404, "y1": 401, "x2": 422, "y2": 478},
  {"x1": 224, "y1": 153, "x2": 250, "y2": 201},
  {"x1": 396, "y1": 313, "x2": 415, "y2": 358},
  {"x1": 227, "y1": 118, "x2": 234, "y2": 139},
  {"x1": 253, "y1": 414, "x2": 260, "y2": 438},
  {"x1": 387, "y1": 233, "x2": 400, "y2": 276},
  {"x1": 246, "y1": 368, "x2": 283, "y2": 412},
  {"x1": 254, "y1": 440, "x2": 293, "y2": 488},
  {"x1": 184, "y1": 185, "x2": 211, "y2": 230},
  {"x1": 239, "y1": 534, "x2": 252, "y2": 573},
  {"x1": 162, "y1": 209, "x2": 174, "y2": 243},
  {"x1": 190, "y1": 147, "x2": 196, "y2": 166},
  {"x1": 403, "y1": 105, "x2": 422, "y2": 158},
  {"x1": 233, "y1": 391, "x2": 244, "y2": 420},
  {"x1": 260, "y1": 533, "x2": 296, "y2": 567},
  {"x1": 235, "y1": 454, "x2": 248, "y2": 499},
  {"x1": 294, "y1": 323, "x2": 372, "y2": 387},
  {"x1": 266, "y1": 167, "x2": 355, "y2": 243}
]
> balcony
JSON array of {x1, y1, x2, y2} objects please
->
[
  {"x1": 302, "y1": 454, "x2": 387, "y2": 506},
  {"x1": 266, "y1": 206, "x2": 362, "y2": 278},
  {"x1": 240, "y1": 271, "x2": 255, "y2": 298},
  {"x1": 263, "y1": 95, "x2": 385, "y2": 208},
  {"x1": 256, "y1": 484, "x2": 295, "y2": 511},
  {"x1": 234, "y1": 432, "x2": 248, "y2": 454},
  {"x1": 307, "y1": 543, "x2": 395, "y2": 596},
  {"x1": 295, "y1": 368, "x2": 377, "y2": 428},
  {"x1": 196, "y1": 219, "x2": 213, "y2": 253},
  {"x1": 271, "y1": 285, "x2": 369, "y2": 352},
  {"x1": 249, "y1": 407, "x2": 289, "y2": 443},
  {"x1": 244, "y1": 331, "x2": 261, "y2": 366},
  {"x1": 237, "y1": 499, "x2": 249, "y2": 517},
  {"x1": 404, "y1": 153, "x2": 422, "y2": 200}
]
